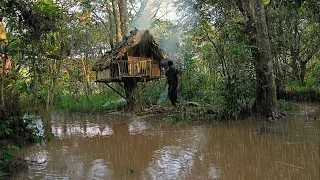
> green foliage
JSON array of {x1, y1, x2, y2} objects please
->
[
  {"x1": 268, "y1": 0, "x2": 320, "y2": 84},
  {"x1": 278, "y1": 100, "x2": 292, "y2": 111},
  {"x1": 2, "y1": 145, "x2": 20, "y2": 165},
  {"x1": 264, "y1": 0, "x2": 271, "y2": 5},
  {"x1": 170, "y1": 18, "x2": 256, "y2": 120},
  {"x1": 179, "y1": 51, "x2": 209, "y2": 101},
  {"x1": 140, "y1": 80, "x2": 165, "y2": 106},
  {"x1": 35, "y1": 0, "x2": 62, "y2": 18},
  {"x1": 0, "y1": 172, "x2": 9, "y2": 178},
  {"x1": 0, "y1": 116, "x2": 45, "y2": 176},
  {"x1": 0, "y1": 117, "x2": 42, "y2": 144},
  {"x1": 0, "y1": 144, "x2": 20, "y2": 178},
  {"x1": 54, "y1": 90, "x2": 121, "y2": 112},
  {"x1": 286, "y1": 81, "x2": 320, "y2": 101},
  {"x1": 0, "y1": 120, "x2": 13, "y2": 138}
]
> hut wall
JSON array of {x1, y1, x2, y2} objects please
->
[
  {"x1": 151, "y1": 63, "x2": 160, "y2": 76},
  {"x1": 96, "y1": 68, "x2": 110, "y2": 80},
  {"x1": 127, "y1": 56, "x2": 153, "y2": 76}
]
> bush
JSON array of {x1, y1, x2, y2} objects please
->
[
  {"x1": 140, "y1": 80, "x2": 165, "y2": 106},
  {"x1": 0, "y1": 116, "x2": 44, "y2": 177},
  {"x1": 0, "y1": 117, "x2": 38, "y2": 145},
  {"x1": 278, "y1": 100, "x2": 292, "y2": 111}
]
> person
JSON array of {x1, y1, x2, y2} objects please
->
[{"x1": 164, "y1": 60, "x2": 180, "y2": 106}]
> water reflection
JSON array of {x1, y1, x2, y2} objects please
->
[
  {"x1": 13, "y1": 103, "x2": 320, "y2": 180},
  {"x1": 145, "y1": 146, "x2": 198, "y2": 179},
  {"x1": 88, "y1": 159, "x2": 113, "y2": 180},
  {"x1": 51, "y1": 116, "x2": 114, "y2": 138},
  {"x1": 128, "y1": 118, "x2": 150, "y2": 135},
  {"x1": 24, "y1": 114, "x2": 45, "y2": 137}
]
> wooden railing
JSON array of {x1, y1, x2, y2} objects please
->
[{"x1": 110, "y1": 60, "x2": 152, "y2": 78}]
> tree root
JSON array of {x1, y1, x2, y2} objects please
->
[{"x1": 266, "y1": 110, "x2": 287, "y2": 121}]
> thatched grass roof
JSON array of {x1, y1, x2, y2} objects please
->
[{"x1": 92, "y1": 29, "x2": 166, "y2": 71}]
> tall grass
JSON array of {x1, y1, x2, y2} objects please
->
[{"x1": 54, "y1": 90, "x2": 123, "y2": 112}]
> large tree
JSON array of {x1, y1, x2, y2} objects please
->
[
  {"x1": 112, "y1": 0, "x2": 122, "y2": 42},
  {"x1": 119, "y1": 0, "x2": 141, "y2": 111},
  {"x1": 236, "y1": 0, "x2": 282, "y2": 119},
  {"x1": 268, "y1": 0, "x2": 320, "y2": 86},
  {"x1": 119, "y1": 0, "x2": 129, "y2": 36}
]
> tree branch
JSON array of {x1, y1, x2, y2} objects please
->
[
  {"x1": 129, "y1": 0, "x2": 138, "y2": 13},
  {"x1": 132, "y1": 0, "x2": 149, "y2": 22},
  {"x1": 150, "y1": 0, "x2": 162, "y2": 20}
]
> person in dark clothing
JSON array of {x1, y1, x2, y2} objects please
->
[{"x1": 164, "y1": 60, "x2": 180, "y2": 106}]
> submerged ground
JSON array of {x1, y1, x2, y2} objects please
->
[{"x1": 12, "y1": 103, "x2": 320, "y2": 180}]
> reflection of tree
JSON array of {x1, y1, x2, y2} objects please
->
[
  {"x1": 144, "y1": 146, "x2": 197, "y2": 179},
  {"x1": 42, "y1": 109, "x2": 52, "y2": 137},
  {"x1": 142, "y1": 126, "x2": 213, "y2": 179},
  {"x1": 88, "y1": 159, "x2": 113, "y2": 179}
]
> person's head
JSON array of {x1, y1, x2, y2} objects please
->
[{"x1": 168, "y1": 60, "x2": 174, "y2": 69}]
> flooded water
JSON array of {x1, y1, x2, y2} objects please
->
[{"x1": 12, "y1": 103, "x2": 320, "y2": 180}]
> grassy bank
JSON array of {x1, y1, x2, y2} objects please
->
[
  {"x1": 54, "y1": 90, "x2": 124, "y2": 112},
  {"x1": 278, "y1": 87, "x2": 320, "y2": 102},
  {"x1": 53, "y1": 81, "x2": 167, "y2": 113}
]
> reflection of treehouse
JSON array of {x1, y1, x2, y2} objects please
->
[{"x1": 92, "y1": 29, "x2": 166, "y2": 111}]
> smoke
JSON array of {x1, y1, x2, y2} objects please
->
[
  {"x1": 131, "y1": 0, "x2": 184, "y2": 29},
  {"x1": 130, "y1": 0, "x2": 199, "y2": 66}
]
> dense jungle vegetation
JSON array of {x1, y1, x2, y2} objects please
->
[{"x1": 0, "y1": 0, "x2": 319, "y2": 176}]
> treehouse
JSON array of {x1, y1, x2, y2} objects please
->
[
  {"x1": 92, "y1": 29, "x2": 166, "y2": 111},
  {"x1": 92, "y1": 29, "x2": 166, "y2": 83}
]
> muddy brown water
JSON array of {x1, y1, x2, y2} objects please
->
[{"x1": 12, "y1": 103, "x2": 320, "y2": 180}]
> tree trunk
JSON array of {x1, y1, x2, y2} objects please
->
[
  {"x1": 82, "y1": 56, "x2": 91, "y2": 99},
  {"x1": 50, "y1": 60, "x2": 61, "y2": 106},
  {"x1": 118, "y1": 0, "x2": 129, "y2": 37},
  {"x1": 32, "y1": 59, "x2": 38, "y2": 110},
  {"x1": 289, "y1": 39, "x2": 300, "y2": 80},
  {"x1": 43, "y1": 107, "x2": 52, "y2": 138},
  {"x1": 46, "y1": 61, "x2": 54, "y2": 110},
  {"x1": 46, "y1": 59, "x2": 61, "y2": 110},
  {"x1": 123, "y1": 77, "x2": 141, "y2": 112},
  {"x1": 112, "y1": 0, "x2": 122, "y2": 43},
  {"x1": 1, "y1": 56, "x2": 5, "y2": 111},
  {"x1": 0, "y1": 57, "x2": 7, "y2": 120},
  {"x1": 237, "y1": 0, "x2": 279, "y2": 119},
  {"x1": 106, "y1": 2, "x2": 114, "y2": 49},
  {"x1": 299, "y1": 61, "x2": 307, "y2": 86},
  {"x1": 291, "y1": 9, "x2": 300, "y2": 81}
]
